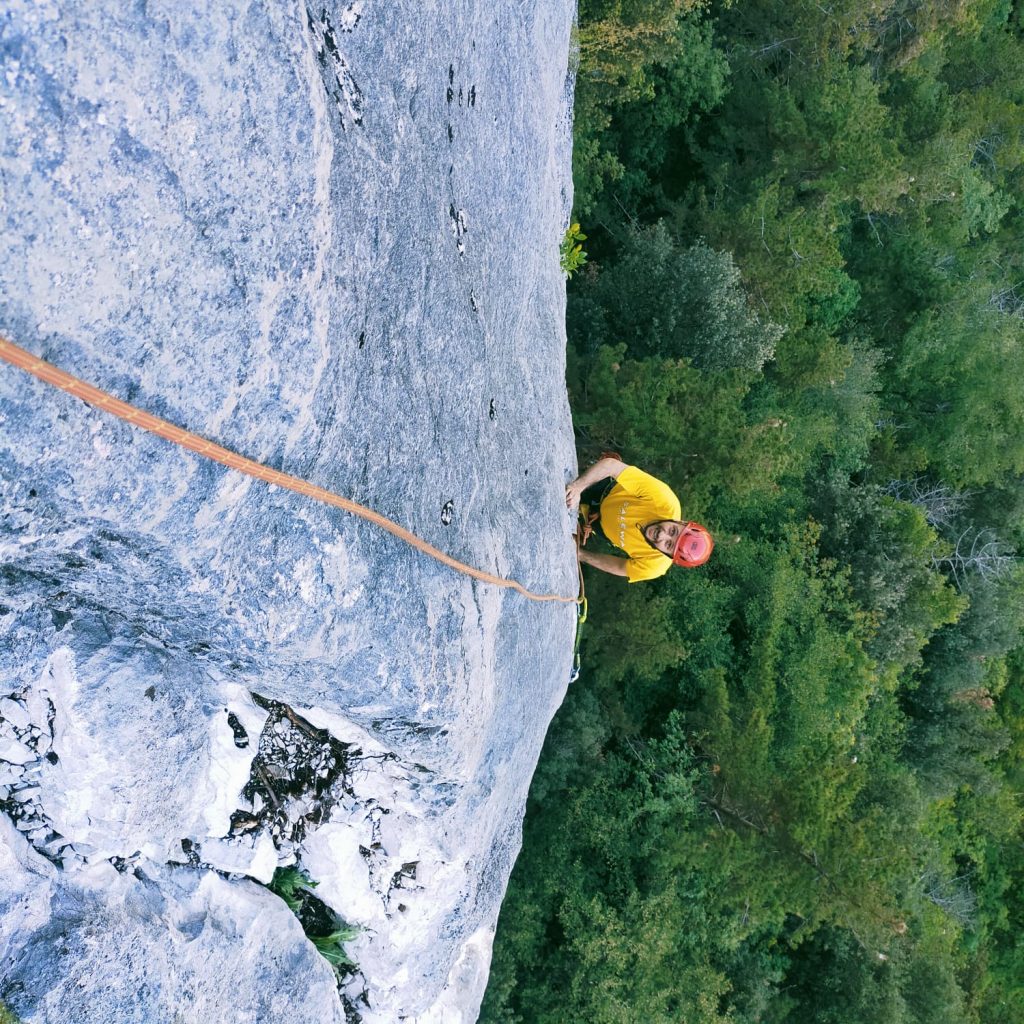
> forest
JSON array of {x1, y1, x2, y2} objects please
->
[{"x1": 481, "y1": 1, "x2": 1024, "y2": 1021}]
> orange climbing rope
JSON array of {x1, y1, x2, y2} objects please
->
[{"x1": 0, "y1": 335, "x2": 582, "y2": 605}]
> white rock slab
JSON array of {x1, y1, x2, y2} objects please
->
[{"x1": 0, "y1": 0, "x2": 577, "y2": 1020}]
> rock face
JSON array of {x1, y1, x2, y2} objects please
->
[{"x1": 0, "y1": 2, "x2": 577, "y2": 1021}]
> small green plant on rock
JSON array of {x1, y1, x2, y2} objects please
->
[
  {"x1": 313, "y1": 925, "x2": 362, "y2": 969},
  {"x1": 0, "y1": 1002, "x2": 22, "y2": 1024},
  {"x1": 559, "y1": 222, "x2": 588, "y2": 278},
  {"x1": 268, "y1": 863, "x2": 314, "y2": 914},
  {"x1": 267, "y1": 865, "x2": 360, "y2": 978}
]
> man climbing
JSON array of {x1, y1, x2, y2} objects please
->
[{"x1": 565, "y1": 455, "x2": 713, "y2": 582}]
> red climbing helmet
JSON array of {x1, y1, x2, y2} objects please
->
[{"x1": 673, "y1": 522, "x2": 714, "y2": 567}]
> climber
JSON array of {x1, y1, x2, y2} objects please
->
[{"x1": 565, "y1": 456, "x2": 712, "y2": 583}]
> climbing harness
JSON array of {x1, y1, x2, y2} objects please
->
[
  {"x1": 566, "y1": 455, "x2": 622, "y2": 681},
  {"x1": 576, "y1": 502, "x2": 600, "y2": 547},
  {"x1": 0, "y1": 335, "x2": 585, "y2": 607}
]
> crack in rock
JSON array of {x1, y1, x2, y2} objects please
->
[{"x1": 307, "y1": 5, "x2": 364, "y2": 128}]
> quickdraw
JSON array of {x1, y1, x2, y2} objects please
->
[
  {"x1": 568, "y1": 592, "x2": 588, "y2": 684},
  {"x1": 568, "y1": 516, "x2": 590, "y2": 683}
]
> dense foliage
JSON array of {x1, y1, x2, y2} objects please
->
[{"x1": 483, "y1": 2, "x2": 1024, "y2": 1021}]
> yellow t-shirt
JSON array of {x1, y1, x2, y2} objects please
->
[{"x1": 599, "y1": 466, "x2": 682, "y2": 583}]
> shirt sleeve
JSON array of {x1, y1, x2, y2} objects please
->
[
  {"x1": 616, "y1": 466, "x2": 682, "y2": 520},
  {"x1": 625, "y1": 553, "x2": 673, "y2": 583}
]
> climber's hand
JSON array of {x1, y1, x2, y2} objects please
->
[{"x1": 565, "y1": 478, "x2": 585, "y2": 510}]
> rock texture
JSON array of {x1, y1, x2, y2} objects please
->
[{"x1": 0, "y1": 1, "x2": 577, "y2": 1020}]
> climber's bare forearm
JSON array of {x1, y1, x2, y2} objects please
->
[
  {"x1": 565, "y1": 457, "x2": 628, "y2": 508},
  {"x1": 578, "y1": 549, "x2": 629, "y2": 577}
]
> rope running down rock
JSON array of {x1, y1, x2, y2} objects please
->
[{"x1": 0, "y1": 335, "x2": 582, "y2": 605}]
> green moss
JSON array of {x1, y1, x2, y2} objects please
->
[{"x1": 0, "y1": 1002, "x2": 23, "y2": 1024}]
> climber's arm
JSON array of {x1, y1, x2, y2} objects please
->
[
  {"x1": 577, "y1": 548, "x2": 629, "y2": 577},
  {"x1": 564, "y1": 457, "x2": 628, "y2": 508}
]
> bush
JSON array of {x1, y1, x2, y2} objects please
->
[{"x1": 570, "y1": 222, "x2": 783, "y2": 373}]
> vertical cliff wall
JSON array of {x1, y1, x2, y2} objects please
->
[{"x1": 0, "y1": 1, "x2": 577, "y2": 1019}]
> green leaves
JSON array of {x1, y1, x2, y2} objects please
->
[
  {"x1": 559, "y1": 223, "x2": 589, "y2": 278},
  {"x1": 488, "y1": 1, "x2": 1024, "y2": 1020},
  {"x1": 268, "y1": 863, "x2": 317, "y2": 914},
  {"x1": 887, "y1": 298, "x2": 1024, "y2": 487},
  {"x1": 267, "y1": 866, "x2": 360, "y2": 978},
  {"x1": 571, "y1": 2, "x2": 727, "y2": 217},
  {"x1": 0, "y1": 1003, "x2": 23, "y2": 1024},
  {"x1": 570, "y1": 222, "x2": 783, "y2": 372},
  {"x1": 311, "y1": 927, "x2": 361, "y2": 969}
]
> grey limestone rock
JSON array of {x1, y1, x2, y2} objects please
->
[
  {"x1": 0, "y1": 819, "x2": 346, "y2": 1024},
  {"x1": 0, "y1": 0, "x2": 577, "y2": 1020}
]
